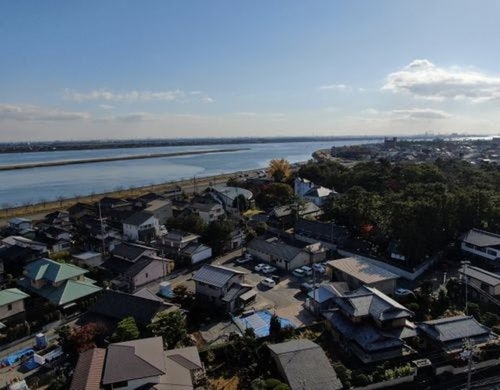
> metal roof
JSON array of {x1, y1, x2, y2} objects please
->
[
  {"x1": 123, "y1": 211, "x2": 155, "y2": 226},
  {"x1": 24, "y1": 258, "x2": 87, "y2": 283},
  {"x1": 191, "y1": 264, "x2": 243, "y2": 288},
  {"x1": 248, "y1": 238, "x2": 302, "y2": 262},
  {"x1": 0, "y1": 288, "x2": 30, "y2": 306},
  {"x1": 327, "y1": 257, "x2": 399, "y2": 284},
  {"x1": 418, "y1": 315, "x2": 492, "y2": 343},
  {"x1": 462, "y1": 228, "x2": 500, "y2": 247},
  {"x1": 459, "y1": 265, "x2": 500, "y2": 287}
]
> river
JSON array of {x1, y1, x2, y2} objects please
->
[{"x1": 0, "y1": 140, "x2": 379, "y2": 207}]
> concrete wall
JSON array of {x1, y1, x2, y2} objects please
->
[
  {"x1": 0, "y1": 299, "x2": 25, "y2": 321},
  {"x1": 191, "y1": 247, "x2": 212, "y2": 264},
  {"x1": 132, "y1": 260, "x2": 167, "y2": 289}
]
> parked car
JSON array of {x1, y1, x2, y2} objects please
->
[
  {"x1": 271, "y1": 275, "x2": 281, "y2": 284},
  {"x1": 292, "y1": 268, "x2": 306, "y2": 278},
  {"x1": 300, "y1": 266, "x2": 313, "y2": 276},
  {"x1": 300, "y1": 282, "x2": 319, "y2": 293},
  {"x1": 260, "y1": 277, "x2": 276, "y2": 289},
  {"x1": 312, "y1": 263, "x2": 326, "y2": 274},
  {"x1": 395, "y1": 288, "x2": 414, "y2": 297},
  {"x1": 262, "y1": 265, "x2": 277, "y2": 274},
  {"x1": 236, "y1": 254, "x2": 252, "y2": 265},
  {"x1": 254, "y1": 263, "x2": 267, "y2": 272}
]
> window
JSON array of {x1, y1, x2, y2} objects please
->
[
  {"x1": 7, "y1": 303, "x2": 12, "y2": 311},
  {"x1": 145, "y1": 273, "x2": 149, "y2": 278}
]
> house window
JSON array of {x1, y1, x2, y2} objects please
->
[
  {"x1": 145, "y1": 273, "x2": 149, "y2": 278},
  {"x1": 7, "y1": 303, "x2": 12, "y2": 311}
]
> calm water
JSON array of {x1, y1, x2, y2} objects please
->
[{"x1": 0, "y1": 140, "x2": 379, "y2": 206}]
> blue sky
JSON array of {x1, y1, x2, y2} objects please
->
[{"x1": 1, "y1": 0, "x2": 500, "y2": 141}]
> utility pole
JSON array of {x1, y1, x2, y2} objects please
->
[
  {"x1": 98, "y1": 201, "x2": 106, "y2": 256},
  {"x1": 461, "y1": 260, "x2": 470, "y2": 315},
  {"x1": 460, "y1": 338, "x2": 474, "y2": 390}
]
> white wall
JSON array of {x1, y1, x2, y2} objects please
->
[{"x1": 0, "y1": 300, "x2": 25, "y2": 321}]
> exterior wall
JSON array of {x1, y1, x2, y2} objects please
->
[
  {"x1": 0, "y1": 299, "x2": 25, "y2": 321},
  {"x1": 466, "y1": 276, "x2": 500, "y2": 296},
  {"x1": 247, "y1": 247, "x2": 309, "y2": 271},
  {"x1": 461, "y1": 242, "x2": 499, "y2": 261},
  {"x1": 123, "y1": 224, "x2": 139, "y2": 241},
  {"x1": 191, "y1": 247, "x2": 212, "y2": 264},
  {"x1": 146, "y1": 204, "x2": 173, "y2": 225},
  {"x1": 132, "y1": 260, "x2": 167, "y2": 289},
  {"x1": 195, "y1": 273, "x2": 244, "y2": 307},
  {"x1": 73, "y1": 253, "x2": 103, "y2": 268},
  {"x1": 113, "y1": 375, "x2": 160, "y2": 389}
]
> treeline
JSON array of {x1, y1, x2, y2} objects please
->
[{"x1": 299, "y1": 158, "x2": 500, "y2": 265}]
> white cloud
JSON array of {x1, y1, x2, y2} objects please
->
[
  {"x1": 319, "y1": 83, "x2": 351, "y2": 91},
  {"x1": 391, "y1": 108, "x2": 451, "y2": 120},
  {"x1": 362, "y1": 108, "x2": 379, "y2": 115},
  {"x1": 0, "y1": 104, "x2": 89, "y2": 121},
  {"x1": 200, "y1": 96, "x2": 215, "y2": 103},
  {"x1": 382, "y1": 59, "x2": 500, "y2": 102},
  {"x1": 64, "y1": 88, "x2": 185, "y2": 102}
]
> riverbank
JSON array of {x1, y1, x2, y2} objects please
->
[
  {"x1": 0, "y1": 168, "x2": 261, "y2": 222},
  {"x1": 0, "y1": 148, "x2": 247, "y2": 171}
]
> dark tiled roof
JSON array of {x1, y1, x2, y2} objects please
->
[
  {"x1": 462, "y1": 228, "x2": 500, "y2": 247},
  {"x1": 123, "y1": 257, "x2": 154, "y2": 278},
  {"x1": 102, "y1": 337, "x2": 166, "y2": 385},
  {"x1": 89, "y1": 290, "x2": 164, "y2": 326},
  {"x1": 294, "y1": 219, "x2": 348, "y2": 242},
  {"x1": 112, "y1": 242, "x2": 152, "y2": 261},
  {"x1": 268, "y1": 340, "x2": 342, "y2": 390},
  {"x1": 192, "y1": 264, "x2": 243, "y2": 288},
  {"x1": 70, "y1": 348, "x2": 106, "y2": 390},
  {"x1": 123, "y1": 211, "x2": 155, "y2": 226},
  {"x1": 248, "y1": 238, "x2": 302, "y2": 262},
  {"x1": 418, "y1": 315, "x2": 492, "y2": 343}
]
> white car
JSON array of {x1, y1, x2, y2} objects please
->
[
  {"x1": 260, "y1": 277, "x2": 276, "y2": 289},
  {"x1": 236, "y1": 254, "x2": 252, "y2": 265},
  {"x1": 300, "y1": 266, "x2": 313, "y2": 276},
  {"x1": 292, "y1": 268, "x2": 306, "y2": 278},
  {"x1": 312, "y1": 263, "x2": 326, "y2": 274},
  {"x1": 262, "y1": 265, "x2": 277, "y2": 274},
  {"x1": 395, "y1": 288, "x2": 414, "y2": 297},
  {"x1": 254, "y1": 263, "x2": 267, "y2": 272}
]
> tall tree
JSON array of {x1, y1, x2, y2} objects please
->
[
  {"x1": 148, "y1": 311, "x2": 188, "y2": 348},
  {"x1": 111, "y1": 316, "x2": 140, "y2": 342},
  {"x1": 268, "y1": 159, "x2": 292, "y2": 182}
]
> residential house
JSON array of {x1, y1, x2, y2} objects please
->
[
  {"x1": 190, "y1": 202, "x2": 225, "y2": 224},
  {"x1": 18, "y1": 258, "x2": 101, "y2": 309},
  {"x1": 38, "y1": 225, "x2": 72, "y2": 253},
  {"x1": 305, "y1": 282, "x2": 349, "y2": 315},
  {"x1": 89, "y1": 290, "x2": 177, "y2": 328},
  {"x1": 181, "y1": 242, "x2": 212, "y2": 265},
  {"x1": 71, "y1": 339, "x2": 204, "y2": 390},
  {"x1": 112, "y1": 242, "x2": 158, "y2": 262},
  {"x1": 67, "y1": 202, "x2": 95, "y2": 222},
  {"x1": 269, "y1": 202, "x2": 323, "y2": 229},
  {"x1": 208, "y1": 185, "x2": 253, "y2": 212},
  {"x1": 102, "y1": 337, "x2": 167, "y2": 389},
  {"x1": 0, "y1": 288, "x2": 30, "y2": 325},
  {"x1": 7, "y1": 218, "x2": 33, "y2": 234},
  {"x1": 145, "y1": 199, "x2": 173, "y2": 225},
  {"x1": 191, "y1": 264, "x2": 253, "y2": 313},
  {"x1": 0, "y1": 244, "x2": 44, "y2": 277},
  {"x1": 268, "y1": 339, "x2": 342, "y2": 390},
  {"x1": 123, "y1": 211, "x2": 159, "y2": 242},
  {"x1": 2, "y1": 236, "x2": 48, "y2": 253},
  {"x1": 73, "y1": 251, "x2": 103, "y2": 268},
  {"x1": 418, "y1": 315, "x2": 498, "y2": 355},
  {"x1": 70, "y1": 347, "x2": 106, "y2": 390},
  {"x1": 162, "y1": 229, "x2": 199, "y2": 252},
  {"x1": 294, "y1": 219, "x2": 349, "y2": 249},
  {"x1": 459, "y1": 265, "x2": 500, "y2": 298},
  {"x1": 248, "y1": 237, "x2": 326, "y2": 271},
  {"x1": 43, "y1": 210, "x2": 70, "y2": 227},
  {"x1": 294, "y1": 177, "x2": 336, "y2": 206},
  {"x1": 324, "y1": 286, "x2": 417, "y2": 363},
  {"x1": 326, "y1": 257, "x2": 400, "y2": 295},
  {"x1": 461, "y1": 228, "x2": 500, "y2": 268}
]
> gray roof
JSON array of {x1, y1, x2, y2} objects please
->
[
  {"x1": 335, "y1": 286, "x2": 413, "y2": 321},
  {"x1": 462, "y1": 228, "x2": 500, "y2": 248},
  {"x1": 268, "y1": 340, "x2": 342, "y2": 390},
  {"x1": 158, "y1": 346, "x2": 203, "y2": 390},
  {"x1": 112, "y1": 242, "x2": 154, "y2": 261},
  {"x1": 459, "y1": 265, "x2": 500, "y2": 287},
  {"x1": 418, "y1": 315, "x2": 493, "y2": 343},
  {"x1": 191, "y1": 264, "x2": 243, "y2": 288},
  {"x1": 248, "y1": 238, "x2": 302, "y2": 262},
  {"x1": 295, "y1": 219, "x2": 348, "y2": 242},
  {"x1": 102, "y1": 337, "x2": 166, "y2": 385},
  {"x1": 327, "y1": 257, "x2": 400, "y2": 284},
  {"x1": 191, "y1": 202, "x2": 222, "y2": 213},
  {"x1": 271, "y1": 202, "x2": 321, "y2": 219},
  {"x1": 123, "y1": 211, "x2": 155, "y2": 226}
]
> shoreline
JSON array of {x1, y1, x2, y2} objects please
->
[
  {"x1": 0, "y1": 168, "x2": 263, "y2": 221},
  {"x1": 0, "y1": 148, "x2": 248, "y2": 172}
]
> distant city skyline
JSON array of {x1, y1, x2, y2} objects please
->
[{"x1": 1, "y1": 1, "x2": 500, "y2": 141}]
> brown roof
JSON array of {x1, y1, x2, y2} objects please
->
[
  {"x1": 70, "y1": 348, "x2": 106, "y2": 390},
  {"x1": 102, "y1": 337, "x2": 166, "y2": 385}
]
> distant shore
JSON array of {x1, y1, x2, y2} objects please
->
[{"x1": 0, "y1": 148, "x2": 248, "y2": 171}]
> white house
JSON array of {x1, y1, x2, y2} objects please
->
[
  {"x1": 182, "y1": 242, "x2": 212, "y2": 264},
  {"x1": 208, "y1": 185, "x2": 253, "y2": 212},
  {"x1": 123, "y1": 211, "x2": 160, "y2": 241},
  {"x1": 8, "y1": 218, "x2": 32, "y2": 233},
  {"x1": 461, "y1": 228, "x2": 500, "y2": 264},
  {"x1": 191, "y1": 202, "x2": 225, "y2": 224},
  {"x1": 0, "y1": 288, "x2": 30, "y2": 325},
  {"x1": 144, "y1": 199, "x2": 172, "y2": 225},
  {"x1": 72, "y1": 251, "x2": 103, "y2": 268},
  {"x1": 294, "y1": 177, "x2": 335, "y2": 206}
]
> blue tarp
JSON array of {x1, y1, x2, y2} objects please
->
[
  {"x1": 233, "y1": 310, "x2": 296, "y2": 338},
  {"x1": 3, "y1": 348, "x2": 35, "y2": 366}
]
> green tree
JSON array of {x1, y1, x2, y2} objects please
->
[
  {"x1": 111, "y1": 317, "x2": 140, "y2": 342},
  {"x1": 268, "y1": 158, "x2": 292, "y2": 182},
  {"x1": 202, "y1": 219, "x2": 233, "y2": 255},
  {"x1": 148, "y1": 311, "x2": 188, "y2": 348},
  {"x1": 269, "y1": 314, "x2": 282, "y2": 342},
  {"x1": 233, "y1": 194, "x2": 250, "y2": 212},
  {"x1": 255, "y1": 183, "x2": 294, "y2": 210}
]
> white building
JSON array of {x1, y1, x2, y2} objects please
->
[
  {"x1": 461, "y1": 228, "x2": 500, "y2": 264},
  {"x1": 123, "y1": 211, "x2": 160, "y2": 242}
]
